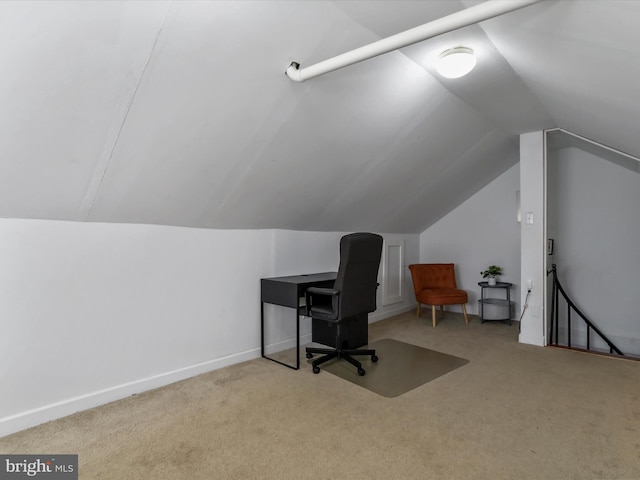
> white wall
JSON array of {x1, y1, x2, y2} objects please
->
[
  {"x1": 547, "y1": 147, "x2": 640, "y2": 355},
  {"x1": 0, "y1": 219, "x2": 417, "y2": 437},
  {"x1": 419, "y1": 164, "x2": 521, "y2": 317}
]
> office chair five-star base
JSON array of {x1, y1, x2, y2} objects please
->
[{"x1": 306, "y1": 347, "x2": 378, "y2": 376}]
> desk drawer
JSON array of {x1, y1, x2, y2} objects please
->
[{"x1": 261, "y1": 279, "x2": 299, "y2": 307}]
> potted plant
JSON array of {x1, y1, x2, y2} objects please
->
[{"x1": 481, "y1": 265, "x2": 502, "y2": 286}]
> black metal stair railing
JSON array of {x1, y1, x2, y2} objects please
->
[{"x1": 547, "y1": 264, "x2": 624, "y2": 356}]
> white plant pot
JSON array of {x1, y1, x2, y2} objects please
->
[{"x1": 488, "y1": 277, "x2": 497, "y2": 286}]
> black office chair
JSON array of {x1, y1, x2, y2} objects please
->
[{"x1": 305, "y1": 232, "x2": 383, "y2": 376}]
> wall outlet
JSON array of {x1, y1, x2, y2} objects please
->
[
  {"x1": 526, "y1": 212, "x2": 534, "y2": 224},
  {"x1": 527, "y1": 279, "x2": 533, "y2": 289}
]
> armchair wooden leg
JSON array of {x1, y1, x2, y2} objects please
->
[
  {"x1": 432, "y1": 305, "x2": 437, "y2": 327},
  {"x1": 462, "y1": 304, "x2": 468, "y2": 324},
  {"x1": 416, "y1": 303, "x2": 421, "y2": 317},
  {"x1": 439, "y1": 305, "x2": 444, "y2": 319}
]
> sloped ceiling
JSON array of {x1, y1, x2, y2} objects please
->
[{"x1": 0, "y1": 0, "x2": 637, "y2": 233}]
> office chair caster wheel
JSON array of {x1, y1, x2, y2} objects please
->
[
  {"x1": 306, "y1": 352, "x2": 313, "y2": 359},
  {"x1": 371, "y1": 355, "x2": 378, "y2": 363},
  {"x1": 312, "y1": 366, "x2": 321, "y2": 374},
  {"x1": 357, "y1": 368, "x2": 366, "y2": 376}
]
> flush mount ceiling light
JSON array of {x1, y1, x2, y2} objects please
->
[
  {"x1": 285, "y1": 1, "x2": 541, "y2": 82},
  {"x1": 435, "y1": 46, "x2": 476, "y2": 79}
]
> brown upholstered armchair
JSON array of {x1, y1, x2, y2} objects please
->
[{"x1": 408, "y1": 264, "x2": 468, "y2": 327}]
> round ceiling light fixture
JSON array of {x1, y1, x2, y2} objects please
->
[{"x1": 435, "y1": 46, "x2": 476, "y2": 79}]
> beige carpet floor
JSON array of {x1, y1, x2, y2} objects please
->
[{"x1": 1, "y1": 311, "x2": 639, "y2": 479}]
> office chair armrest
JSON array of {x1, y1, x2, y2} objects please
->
[
  {"x1": 305, "y1": 287, "x2": 340, "y2": 318},
  {"x1": 306, "y1": 287, "x2": 339, "y2": 296}
]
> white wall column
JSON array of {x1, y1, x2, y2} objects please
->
[{"x1": 519, "y1": 132, "x2": 546, "y2": 346}]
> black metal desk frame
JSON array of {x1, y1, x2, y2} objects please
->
[{"x1": 261, "y1": 272, "x2": 337, "y2": 370}]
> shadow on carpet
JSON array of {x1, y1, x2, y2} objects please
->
[{"x1": 313, "y1": 338, "x2": 469, "y2": 397}]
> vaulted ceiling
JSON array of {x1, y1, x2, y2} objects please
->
[{"x1": 1, "y1": 0, "x2": 638, "y2": 233}]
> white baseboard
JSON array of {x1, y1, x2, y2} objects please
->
[
  {"x1": 519, "y1": 332, "x2": 546, "y2": 347},
  {"x1": 369, "y1": 304, "x2": 414, "y2": 323},
  {"x1": 264, "y1": 334, "x2": 312, "y2": 353},
  {"x1": 0, "y1": 348, "x2": 262, "y2": 439},
  {"x1": 1, "y1": 308, "x2": 412, "y2": 439}
]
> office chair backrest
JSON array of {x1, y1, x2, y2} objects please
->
[{"x1": 334, "y1": 233, "x2": 384, "y2": 318}]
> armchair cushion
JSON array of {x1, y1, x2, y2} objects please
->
[{"x1": 417, "y1": 287, "x2": 467, "y2": 305}]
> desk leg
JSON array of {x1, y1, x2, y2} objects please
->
[
  {"x1": 261, "y1": 301, "x2": 265, "y2": 358},
  {"x1": 260, "y1": 303, "x2": 300, "y2": 371},
  {"x1": 295, "y1": 309, "x2": 300, "y2": 370}
]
